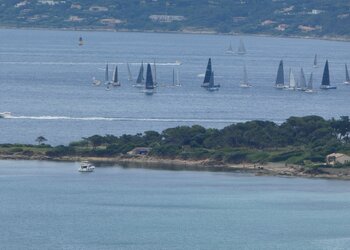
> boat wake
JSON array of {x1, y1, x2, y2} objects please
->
[{"x1": 5, "y1": 115, "x2": 242, "y2": 123}]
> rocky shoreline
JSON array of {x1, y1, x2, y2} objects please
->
[{"x1": 1, "y1": 154, "x2": 349, "y2": 181}]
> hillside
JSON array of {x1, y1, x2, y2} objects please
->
[{"x1": 1, "y1": 0, "x2": 350, "y2": 38}]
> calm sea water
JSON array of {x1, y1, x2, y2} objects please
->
[
  {"x1": 0, "y1": 29, "x2": 350, "y2": 145},
  {"x1": 0, "y1": 160, "x2": 350, "y2": 249}
]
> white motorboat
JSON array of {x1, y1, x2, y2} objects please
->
[
  {"x1": 79, "y1": 161, "x2": 95, "y2": 172},
  {"x1": 0, "y1": 112, "x2": 11, "y2": 118}
]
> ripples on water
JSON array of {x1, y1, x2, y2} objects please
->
[{"x1": 0, "y1": 29, "x2": 349, "y2": 144}]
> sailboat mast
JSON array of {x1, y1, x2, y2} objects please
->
[{"x1": 345, "y1": 64, "x2": 350, "y2": 82}]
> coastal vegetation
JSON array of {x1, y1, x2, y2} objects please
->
[
  {"x1": 1, "y1": 116, "x2": 350, "y2": 168},
  {"x1": 1, "y1": 0, "x2": 350, "y2": 39}
]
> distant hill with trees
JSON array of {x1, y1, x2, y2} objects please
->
[{"x1": 1, "y1": 0, "x2": 350, "y2": 39}]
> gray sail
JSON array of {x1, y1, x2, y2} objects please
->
[
  {"x1": 313, "y1": 54, "x2": 317, "y2": 67},
  {"x1": 299, "y1": 68, "x2": 307, "y2": 90},
  {"x1": 127, "y1": 63, "x2": 133, "y2": 81},
  {"x1": 345, "y1": 64, "x2": 350, "y2": 82},
  {"x1": 172, "y1": 68, "x2": 175, "y2": 86},
  {"x1": 203, "y1": 58, "x2": 212, "y2": 84},
  {"x1": 321, "y1": 60, "x2": 330, "y2": 86},
  {"x1": 307, "y1": 73, "x2": 313, "y2": 90},
  {"x1": 105, "y1": 64, "x2": 109, "y2": 82},
  {"x1": 243, "y1": 65, "x2": 248, "y2": 84},
  {"x1": 136, "y1": 62, "x2": 144, "y2": 84},
  {"x1": 145, "y1": 64, "x2": 154, "y2": 90},
  {"x1": 275, "y1": 60, "x2": 284, "y2": 86}
]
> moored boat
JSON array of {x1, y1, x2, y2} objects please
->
[{"x1": 78, "y1": 161, "x2": 95, "y2": 172}]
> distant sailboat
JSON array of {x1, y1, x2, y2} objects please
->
[
  {"x1": 226, "y1": 42, "x2": 234, "y2": 54},
  {"x1": 144, "y1": 63, "x2": 155, "y2": 94},
  {"x1": 299, "y1": 68, "x2": 307, "y2": 91},
  {"x1": 201, "y1": 58, "x2": 220, "y2": 90},
  {"x1": 344, "y1": 64, "x2": 350, "y2": 84},
  {"x1": 275, "y1": 60, "x2": 285, "y2": 89},
  {"x1": 320, "y1": 60, "x2": 336, "y2": 90},
  {"x1": 237, "y1": 39, "x2": 246, "y2": 55},
  {"x1": 201, "y1": 58, "x2": 212, "y2": 88},
  {"x1": 78, "y1": 36, "x2": 84, "y2": 46},
  {"x1": 305, "y1": 73, "x2": 315, "y2": 93},
  {"x1": 313, "y1": 54, "x2": 318, "y2": 68},
  {"x1": 240, "y1": 65, "x2": 252, "y2": 88},
  {"x1": 134, "y1": 61, "x2": 145, "y2": 88},
  {"x1": 112, "y1": 65, "x2": 121, "y2": 87},
  {"x1": 127, "y1": 63, "x2": 133, "y2": 81}
]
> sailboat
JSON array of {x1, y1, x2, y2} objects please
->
[
  {"x1": 226, "y1": 42, "x2": 234, "y2": 54},
  {"x1": 127, "y1": 63, "x2": 133, "y2": 81},
  {"x1": 78, "y1": 36, "x2": 84, "y2": 46},
  {"x1": 305, "y1": 73, "x2": 315, "y2": 93},
  {"x1": 320, "y1": 60, "x2": 336, "y2": 90},
  {"x1": 274, "y1": 60, "x2": 285, "y2": 89},
  {"x1": 201, "y1": 58, "x2": 220, "y2": 90},
  {"x1": 112, "y1": 65, "x2": 121, "y2": 87},
  {"x1": 344, "y1": 64, "x2": 350, "y2": 84},
  {"x1": 201, "y1": 58, "x2": 212, "y2": 88},
  {"x1": 143, "y1": 64, "x2": 155, "y2": 94},
  {"x1": 134, "y1": 61, "x2": 145, "y2": 88},
  {"x1": 285, "y1": 68, "x2": 296, "y2": 90},
  {"x1": 240, "y1": 65, "x2": 252, "y2": 88},
  {"x1": 298, "y1": 68, "x2": 307, "y2": 91},
  {"x1": 313, "y1": 54, "x2": 318, "y2": 68},
  {"x1": 237, "y1": 39, "x2": 246, "y2": 55}
]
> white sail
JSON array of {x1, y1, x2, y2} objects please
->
[
  {"x1": 289, "y1": 69, "x2": 296, "y2": 89},
  {"x1": 226, "y1": 42, "x2": 234, "y2": 54}
]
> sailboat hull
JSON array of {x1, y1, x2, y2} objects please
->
[
  {"x1": 320, "y1": 85, "x2": 337, "y2": 90},
  {"x1": 344, "y1": 81, "x2": 350, "y2": 85},
  {"x1": 274, "y1": 84, "x2": 285, "y2": 89}
]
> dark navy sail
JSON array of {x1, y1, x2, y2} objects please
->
[
  {"x1": 145, "y1": 64, "x2": 154, "y2": 90},
  {"x1": 321, "y1": 60, "x2": 330, "y2": 86},
  {"x1": 275, "y1": 60, "x2": 284, "y2": 88},
  {"x1": 320, "y1": 60, "x2": 336, "y2": 89},
  {"x1": 203, "y1": 58, "x2": 212, "y2": 84}
]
